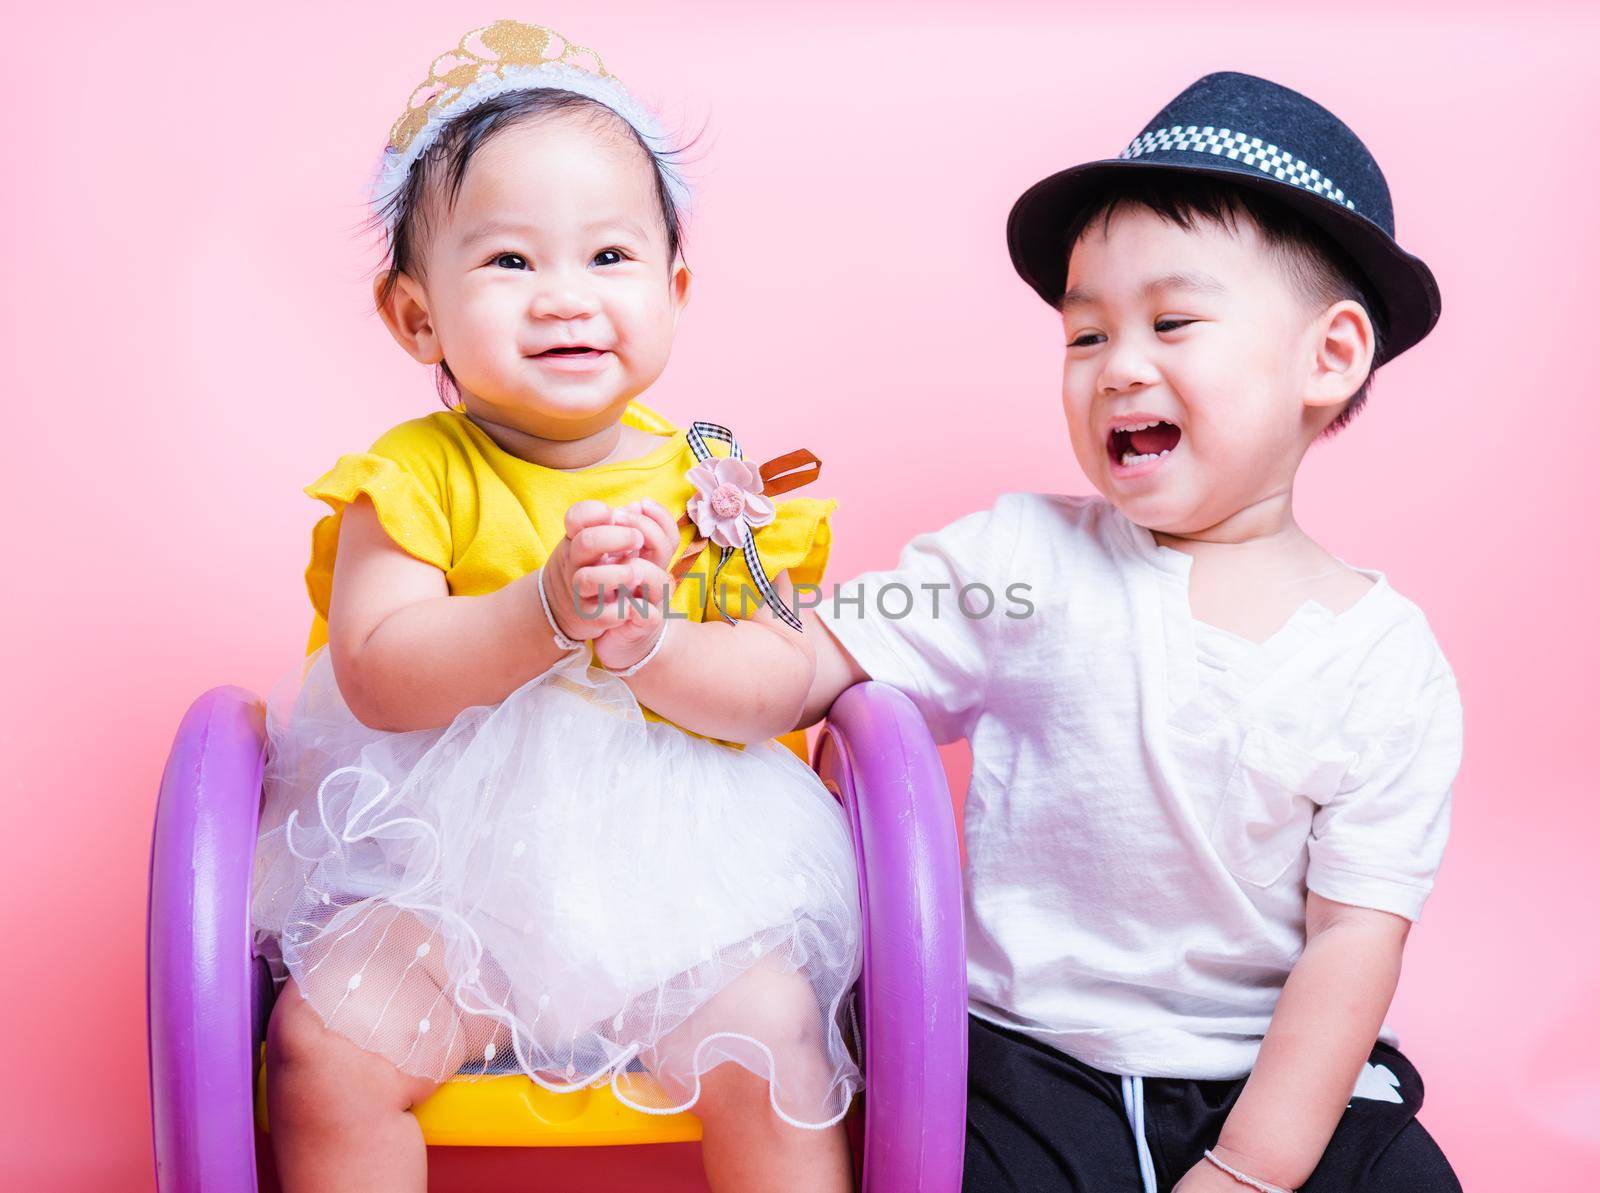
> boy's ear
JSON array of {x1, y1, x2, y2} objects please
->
[
  {"x1": 669, "y1": 263, "x2": 693, "y2": 330},
  {"x1": 373, "y1": 270, "x2": 445, "y2": 365},
  {"x1": 1304, "y1": 299, "x2": 1376, "y2": 409}
]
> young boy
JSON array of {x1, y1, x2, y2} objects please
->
[{"x1": 799, "y1": 73, "x2": 1464, "y2": 1192}]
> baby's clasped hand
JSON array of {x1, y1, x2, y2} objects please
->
[{"x1": 542, "y1": 498, "x2": 678, "y2": 672}]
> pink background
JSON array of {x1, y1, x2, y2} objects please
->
[{"x1": 3, "y1": 1, "x2": 1595, "y2": 1189}]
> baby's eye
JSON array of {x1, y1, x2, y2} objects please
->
[
  {"x1": 1068, "y1": 332, "x2": 1105, "y2": 348},
  {"x1": 493, "y1": 253, "x2": 529, "y2": 270},
  {"x1": 1155, "y1": 318, "x2": 1196, "y2": 333},
  {"x1": 592, "y1": 248, "x2": 628, "y2": 267}
]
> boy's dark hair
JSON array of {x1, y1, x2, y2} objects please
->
[
  {"x1": 1062, "y1": 174, "x2": 1384, "y2": 437},
  {"x1": 365, "y1": 89, "x2": 691, "y2": 408}
]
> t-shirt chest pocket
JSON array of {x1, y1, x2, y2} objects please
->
[{"x1": 1210, "y1": 727, "x2": 1354, "y2": 888}]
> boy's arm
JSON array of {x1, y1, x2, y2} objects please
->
[
  {"x1": 790, "y1": 498, "x2": 1012, "y2": 738},
  {"x1": 1175, "y1": 893, "x2": 1410, "y2": 1192},
  {"x1": 795, "y1": 608, "x2": 871, "y2": 729}
]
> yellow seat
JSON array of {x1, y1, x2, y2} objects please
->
[{"x1": 256, "y1": 1047, "x2": 703, "y2": 1146}]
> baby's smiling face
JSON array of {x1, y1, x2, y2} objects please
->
[
  {"x1": 1059, "y1": 204, "x2": 1369, "y2": 537},
  {"x1": 391, "y1": 110, "x2": 690, "y2": 441}
]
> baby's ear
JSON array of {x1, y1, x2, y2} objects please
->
[
  {"x1": 669, "y1": 262, "x2": 693, "y2": 329},
  {"x1": 373, "y1": 270, "x2": 444, "y2": 365},
  {"x1": 1305, "y1": 299, "x2": 1376, "y2": 409}
]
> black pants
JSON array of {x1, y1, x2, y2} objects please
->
[{"x1": 964, "y1": 1015, "x2": 1460, "y2": 1193}]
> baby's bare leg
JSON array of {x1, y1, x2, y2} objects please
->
[
  {"x1": 265, "y1": 907, "x2": 495, "y2": 1193},
  {"x1": 266, "y1": 978, "x2": 440, "y2": 1193},
  {"x1": 697, "y1": 1065, "x2": 852, "y2": 1193},
  {"x1": 652, "y1": 958, "x2": 853, "y2": 1193}
]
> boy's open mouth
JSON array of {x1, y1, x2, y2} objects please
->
[
  {"x1": 536, "y1": 345, "x2": 604, "y2": 357},
  {"x1": 1107, "y1": 420, "x2": 1181, "y2": 467}
]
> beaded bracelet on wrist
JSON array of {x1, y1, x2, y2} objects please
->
[
  {"x1": 1203, "y1": 1150, "x2": 1297, "y2": 1193},
  {"x1": 599, "y1": 618, "x2": 669, "y2": 678},
  {"x1": 536, "y1": 567, "x2": 585, "y2": 653}
]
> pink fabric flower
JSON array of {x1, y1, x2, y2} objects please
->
[{"x1": 686, "y1": 457, "x2": 776, "y2": 549}]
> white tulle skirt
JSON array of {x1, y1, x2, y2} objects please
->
[{"x1": 250, "y1": 646, "x2": 863, "y2": 1128}]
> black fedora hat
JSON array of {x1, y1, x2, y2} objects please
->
[{"x1": 1007, "y1": 71, "x2": 1440, "y2": 364}]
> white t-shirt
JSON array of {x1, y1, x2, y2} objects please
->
[{"x1": 818, "y1": 492, "x2": 1463, "y2": 1079}]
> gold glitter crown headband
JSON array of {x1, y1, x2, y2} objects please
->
[{"x1": 371, "y1": 20, "x2": 689, "y2": 225}]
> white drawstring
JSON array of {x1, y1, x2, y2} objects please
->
[{"x1": 1119, "y1": 1074, "x2": 1159, "y2": 1193}]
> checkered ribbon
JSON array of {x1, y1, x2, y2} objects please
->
[
  {"x1": 1120, "y1": 125, "x2": 1356, "y2": 212},
  {"x1": 686, "y1": 421, "x2": 804, "y2": 633}
]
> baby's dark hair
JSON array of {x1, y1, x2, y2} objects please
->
[
  {"x1": 1062, "y1": 174, "x2": 1384, "y2": 437},
  {"x1": 366, "y1": 89, "x2": 691, "y2": 408}
]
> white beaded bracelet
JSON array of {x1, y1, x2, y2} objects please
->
[
  {"x1": 1203, "y1": 1151, "x2": 1297, "y2": 1193},
  {"x1": 600, "y1": 617, "x2": 669, "y2": 678},
  {"x1": 536, "y1": 567, "x2": 585, "y2": 654}
]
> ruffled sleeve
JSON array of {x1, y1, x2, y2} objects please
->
[
  {"x1": 750, "y1": 496, "x2": 837, "y2": 591},
  {"x1": 302, "y1": 449, "x2": 453, "y2": 652}
]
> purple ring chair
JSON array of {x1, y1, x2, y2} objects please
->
[{"x1": 148, "y1": 680, "x2": 966, "y2": 1191}]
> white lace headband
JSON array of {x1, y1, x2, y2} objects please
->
[{"x1": 369, "y1": 21, "x2": 691, "y2": 231}]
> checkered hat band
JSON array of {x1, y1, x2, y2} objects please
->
[
  {"x1": 1119, "y1": 126, "x2": 1357, "y2": 212},
  {"x1": 686, "y1": 421, "x2": 804, "y2": 633}
]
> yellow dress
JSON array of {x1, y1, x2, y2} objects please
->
[
  {"x1": 250, "y1": 400, "x2": 863, "y2": 1130},
  {"x1": 299, "y1": 399, "x2": 834, "y2": 752}
]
